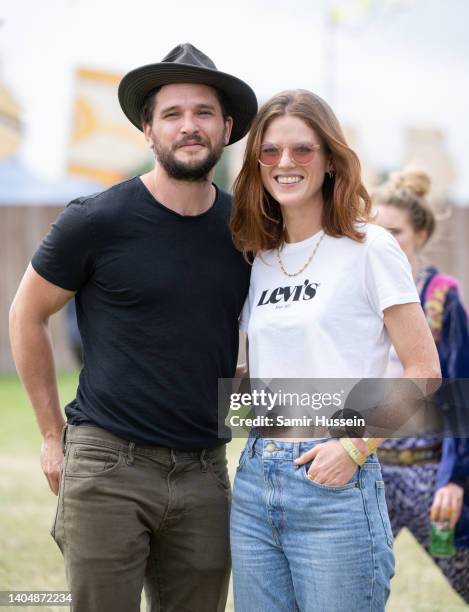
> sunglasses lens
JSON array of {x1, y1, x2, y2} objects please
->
[
  {"x1": 292, "y1": 145, "x2": 317, "y2": 164},
  {"x1": 259, "y1": 146, "x2": 281, "y2": 166},
  {"x1": 260, "y1": 144, "x2": 319, "y2": 166}
]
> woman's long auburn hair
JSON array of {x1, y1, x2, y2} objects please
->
[{"x1": 230, "y1": 89, "x2": 372, "y2": 257}]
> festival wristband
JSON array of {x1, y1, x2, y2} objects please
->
[
  {"x1": 364, "y1": 438, "x2": 380, "y2": 454},
  {"x1": 339, "y1": 437, "x2": 367, "y2": 466}
]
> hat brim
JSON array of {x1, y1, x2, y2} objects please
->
[{"x1": 118, "y1": 63, "x2": 258, "y2": 145}]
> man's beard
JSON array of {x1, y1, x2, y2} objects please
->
[{"x1": 153, "y1": 136, "x2": 224, "y2": 182}]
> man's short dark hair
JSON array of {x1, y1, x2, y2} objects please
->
[{"x1": 140, "y1": 86, "x2": 230, "y2": 128}]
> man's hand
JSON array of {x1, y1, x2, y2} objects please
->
[
  {"x1": 431, "y1": 482, "x2": 464, "y2": 529},
  {"x1": 294, "y1": 439, "x2": 360, "y2": 486},
  {"x1": 41, "y1": 434, "x2": 63, "y2": 495}
]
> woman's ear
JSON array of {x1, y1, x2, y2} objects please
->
[{"x1": 415, "y1": 229, "x2": 429, "y2": 248}]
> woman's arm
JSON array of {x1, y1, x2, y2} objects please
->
[
  {"x1": 360, "y1": 303, "x2": 441, "y2": 445},
  {"x1": 295, "y1": 303, "x2": 441, "y2": 485},
  {"x1": 235, "y1": 335, "x2": 249, "y2": 378},
  {"x1": 385, "y1": 302, "x2": 441, "y2": 383}
]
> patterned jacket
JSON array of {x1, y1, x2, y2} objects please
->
[{"x1": 421, "y1": 267, "x2": 469, "y2": 547}]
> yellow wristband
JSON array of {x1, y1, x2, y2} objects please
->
[
  {"x1": 340, "y1": 438, "x2": 367, "y2": 467},
  {"x1": 364, "y1": 438, "x2": 379, "y2": 454}
]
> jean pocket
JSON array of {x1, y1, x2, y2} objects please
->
[
  {"x1": 301, "y1": 461, "x2": 359, "y2": 491},
  {"x1": 65, "y1": 443, "x2": 124, "y2": 478},
  {"x1": 375, "y1": 480, "x2": 394, "y2": 548}
]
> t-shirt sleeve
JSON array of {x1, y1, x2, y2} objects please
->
[
  {"x1": 364, "y1": 230, "x2": 419, "y2": 318},
  {"x1": 31, "y1": 197, "x2": 95, "y2": 291}
]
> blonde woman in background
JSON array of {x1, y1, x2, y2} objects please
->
[{"x1": 374, "y1": 167, "x2": 469, "y2": 602}]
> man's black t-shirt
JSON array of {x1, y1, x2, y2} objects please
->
[{"x1": 32, "y1": 177, "x2": 250, "y2": 448}]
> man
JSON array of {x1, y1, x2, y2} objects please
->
[{"x1": 9, "y1": 43, "x2": 257, "y2": 612}]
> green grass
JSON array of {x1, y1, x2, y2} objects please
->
[
  {"x1": 0, "y1": 373, "x2": 467, "y2": 611},
  {"x1": 0, "y1": 372, "x2": 79, "y2": 453}
]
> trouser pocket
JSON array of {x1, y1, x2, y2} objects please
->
[{"x1": 50, "y1": 443, "x2": 70, "y2": 547}]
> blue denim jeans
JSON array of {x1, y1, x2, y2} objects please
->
[{"x1": 230, "y1": 434, "x2": 395, "y2": 612}]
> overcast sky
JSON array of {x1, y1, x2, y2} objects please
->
[{"x1": 1, "y1": 0, "x2": 468, "y2": 201}]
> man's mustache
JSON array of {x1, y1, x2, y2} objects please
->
[{"x1": 174, "y1": 135, "x2": 209, "y2": 149}]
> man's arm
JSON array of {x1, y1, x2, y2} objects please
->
[{"x1": 9, "y1": 263, "x2": 76, "y2": 495}]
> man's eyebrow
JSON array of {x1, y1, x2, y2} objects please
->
[
  {"x1": 158, "y1": 103, "x2": 217, "y2": 114},
  {"x1": 159, "y1": 105, "x2": 180, "y2": 114}
]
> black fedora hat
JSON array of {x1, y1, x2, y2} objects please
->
[{"x1": 118, "y1": 43, "x2": 258, "y2": 145}]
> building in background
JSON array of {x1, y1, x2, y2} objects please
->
[
  {"x1": 68, "y1": 67, "x2": 153, "y2": 186},
  {"x1": 402, "y1": 127, "x2": 457, "y2": 206}
]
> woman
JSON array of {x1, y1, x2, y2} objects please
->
[
  {"x1": 374, "y1": 167, "x2": 469, "y2": 602},
  {"x1": 229, "y1": 89, "x2": 441, "y2": 612}
]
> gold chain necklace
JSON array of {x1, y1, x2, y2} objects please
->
[{"x1": 276, "y1": 232, "x2": 325, "y2": 277}]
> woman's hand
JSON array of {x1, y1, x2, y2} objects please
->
[
  {"x1": 235, "y1": 363, "x2": 248, "y2": 378},
  {"x1": 294, "y1": 439, "x2": 360, "y2": 486},
  {"x1": 431, "y1": 482, "x2": 464, "y2": 528}
]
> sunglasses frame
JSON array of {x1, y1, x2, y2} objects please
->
[{"x1": 258, "y1": 143, "x2": 322, "y2": 167}]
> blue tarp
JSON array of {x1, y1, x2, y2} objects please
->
[{"x1": 0, "y1": 157, "x2": 102, "y2": 205}]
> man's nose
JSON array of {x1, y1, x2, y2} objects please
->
[{"x1": 180, "y1": 112, "x2": 199, "y2": 134}]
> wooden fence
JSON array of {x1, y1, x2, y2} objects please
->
[{"x1": 1, "y1": 205, "x2": 76, "y2": 373}]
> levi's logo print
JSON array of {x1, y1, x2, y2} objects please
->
[{"x1": 257, "y1": 279, "x2": 320, "y2": 308}]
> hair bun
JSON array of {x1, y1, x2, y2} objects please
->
[{"x1": 390, "y1": 164, "x2": 431, "y2": 198}]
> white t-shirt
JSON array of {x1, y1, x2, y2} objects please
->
[{"x1": 240, "y1": 223, "x2": 419, "y2": 379}]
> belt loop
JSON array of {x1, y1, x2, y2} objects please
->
[
  {"x1": 170, "y1": 449, "x2": 177, "y2": 466},
  {"x1": 61, "y1": 423, "x2": 68, "y2": 455},
  {"x1": 127, "y1": 442, "x2": 135, "y2": 466},
  {"x1": 200, "y1": 449, "x2": 208, "y2": 472}
]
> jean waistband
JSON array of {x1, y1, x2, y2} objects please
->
[
  {"x1": 245, "y1": 429, "x2": 330, "y2": 460},
  {"x1": 63, "y1": 424, "x2": 225, "y2": 462},
  {"x1": 246, "y1": 428, "x2": 380, "y2": 465}
]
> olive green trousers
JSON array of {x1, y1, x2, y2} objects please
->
[{"x1": 52, "y1": 424, "x2": 231, "y2": 612}]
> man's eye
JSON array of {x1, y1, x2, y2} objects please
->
[
  {"x1": 164, "y1": 112, "x2": 179, "y2": 118},
  {"x1": 198, "y1": 110, "x2": 212, "y2": 116}
]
